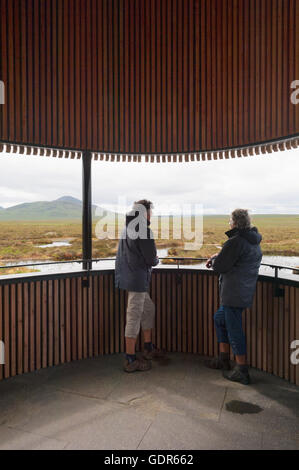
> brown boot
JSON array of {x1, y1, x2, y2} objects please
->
[{"x1": 123, "y1": 357, "x2": 152, "y2": 373}]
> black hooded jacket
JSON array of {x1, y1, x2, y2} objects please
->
[
  {"x1": 212, "y1": 226, "x2": 262, "y2": 308},
  {"x1": 115, "y1": 211, "x2": 159, "y2": 292}
]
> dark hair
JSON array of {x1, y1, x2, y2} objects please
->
[{"x1": 133, "y1": 199, "x2": 153, "y2": 212}]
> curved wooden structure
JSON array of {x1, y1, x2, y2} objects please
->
[
  {"x1": 1, "y1": 0, "x2": 299, "y2": 160},
  {"x1": 0, "y1": 268, "x2": 298, "y2": 386}
]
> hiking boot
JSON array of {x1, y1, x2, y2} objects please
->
[
  {"x1": 223, "y1": 365, "x2": 250, "y2": 385},
  {"x1": 204, "y1": 356, "x2": 231, "y2": 371},
  {"x1": 123, "y1": 357, "x2": 152, "y2": 373},
  {"x1": 143, "y1": 345, "x2": 166, "y2": 361}
]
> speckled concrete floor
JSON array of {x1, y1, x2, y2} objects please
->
[{"x1": 0, "y1": 353, "x2": 298, "y2": 450}]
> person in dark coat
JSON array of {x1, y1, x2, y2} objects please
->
[
  {"x1": 115, "y1": 199, "x2": 165, "y2": 372},
  {"x1": 205, "y1": 209, "x2": 262, "y2": 384}
]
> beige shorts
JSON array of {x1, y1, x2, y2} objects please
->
[{"x1": 125, "y1": 291, "x2": 155, "y2": 338}]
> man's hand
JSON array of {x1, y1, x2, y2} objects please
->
[{"x1": 205, "y1": 253, "x2": 218, "y2": 269}]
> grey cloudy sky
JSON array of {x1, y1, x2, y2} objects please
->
[{"x1": 0, "y1": 147, "x2": 298, "y2": 215}]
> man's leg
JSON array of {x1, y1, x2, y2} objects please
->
[
  {"x1": 124, "y1": 291, "x2": 151, "y2": 372},
  {"x1": 222, "y1": 306, "x2": 250, "y2": 384},
  {"x1": 141, "y1": 293, "x2": 166, "y2": 360},
  {"x1": 223, "y1": 306, "x2": 246, "y2": 359},
  {"x1": 205, "y1": 305, "x2": 231, "y2": 370}
]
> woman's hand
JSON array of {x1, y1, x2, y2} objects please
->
[{"x1": 205, "y1": 253, "x2": 218, "y2": 269}]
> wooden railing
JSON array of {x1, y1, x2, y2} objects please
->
[{"x1": 0, "y1": 268, "x2": 298, "y2": 385}]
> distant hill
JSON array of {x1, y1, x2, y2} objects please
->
[{"x1": 0, "y1": 196, "x2": 119, "y2": 221}]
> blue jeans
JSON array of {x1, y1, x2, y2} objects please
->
[{"x1": 214, "y1": 305, "x2": 246, "y2": 356}]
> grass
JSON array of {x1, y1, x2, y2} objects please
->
[{"x1": 0, "y1": 215, "x2": 298, "y2": 270}]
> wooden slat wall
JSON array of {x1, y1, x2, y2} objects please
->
[
  {"x1": 0, "y1": 0, "x2": 299, "y2": 156},
  {"x1": 0, "y1": 270, "x2": 298, "y2": 385}
]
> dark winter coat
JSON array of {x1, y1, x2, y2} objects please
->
[
  {"x1": 115, "y1": 211, "x2": 159, "y2": 292},
  {"x1": 212, "y1": 226, "x2": 262, "y2": 308}
]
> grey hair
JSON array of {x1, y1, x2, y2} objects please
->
[{"x1": 231, "y1": 209, "x2": 251, "y2": 230}]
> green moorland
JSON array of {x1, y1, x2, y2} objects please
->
[{"x1": 0, "y1": 214, "x2": 298, "y2": 274}]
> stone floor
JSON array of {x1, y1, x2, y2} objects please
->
[{"x1": 0, "y1": 353, "x2": 298, "y2": 450}]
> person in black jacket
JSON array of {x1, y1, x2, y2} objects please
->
[
  {"x1": 205, "y1": 209, "x2": 262, "y2": 384},
  {"x1": 115, "y1": 199, "x2": 165, "y2": 372}
]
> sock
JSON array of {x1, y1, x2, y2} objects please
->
[
  {"x1": 220, "y1": 352, "x2": 229, "y2": 362},
  {"x1": 144, "y1": 342, "x2": 154, "y2": 352},
  {"x1": 126, "y1": 353, "x2": 136, "y2": 364}
]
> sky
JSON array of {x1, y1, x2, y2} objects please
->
[{"x1": 0, "y1": 146, "x2": 298, "y2": 215}]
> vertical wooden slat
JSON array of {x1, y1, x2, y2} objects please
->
[
  {"x1": 29, "y1": 282, "x2": 35, "y2": 372},
  {"x1": 119, "y1": 0, "x2": 124, "y2": 152},
  {"x1": 65, "y1": 277, "x2": 71, "y2": 362},
  {"x1": 0, "y1": 0, "x2": 8, "y2": 140},
  {"x1": 82, "y1": 276, "x2": 88, "y2": 358},
  {"x1": 262, "y1": 281, "x2": 268, "y2": 372},
  {"x1": 246, "y1": 305, "x2": 251, "y2": 366},
  {"x1": 4, "y1": 285, "x2": 10, "y2": 378},
  {"x1": 53, "y1": 279, "x2": 59, "y2": 366},
  {"x1": 77, "y1": 277, "x2": 83, "y2": 360},
  {"x1": 284, "y1": 285, "x2": 290, "y2": 381},
  {"x1": 172, "y1": 0, "x2": 177, "y2": 153},
  {"x1": 156, "y1": 272, "x2": 162, "y2": 350},
  {"x1": 7, "y1": 0, "x2": 15, "y2": 142},
  {"x1": 120, "y1": 282, "x2": 125, "y2": 353},
  {"x1": 93, "y1": 275, "x2": 99, "y2": 356},
  {"x1": 289, "y1": 286, "x2": 295, "y2": 384},
  {"x1": 71, "y1": 277, "x2": 77, "y2": 361},
  {"x1": 197, "y1": 273, "x2": 203, "y2": 355},
  {"x1": 187, "y1": 273, "x2": 192, "y2": 353},
  {"x1": 213, "y1": 274, "x2": 218, "y2": 358},
  {"x1": 251, "y1": 283, "x2": 257, "y2": 368},
  {"x1": 192, "y1": 273, "x2": 197, "y2": 354},
  {"x1": 104, "y1": 274, "x2": 109, "y2": 354},
  {"x1": 171, "y1": 272, "x2": 177, "y2": 351},
  {"x1": 166, "y1": 273, "x2": 172, "y2": 352},
  {"x1": 17, "y1": 283, "x2": 23, "y2": 374},
  {"x1": 267, "y1": 282, "x2": 274, "y2": 375},
  {"x1": 23, "y1": 282, "x2": 29, "y2": 373},
  {"x1": 226, "y1": 0, "x2": 233, "y2": 148},
  {"x1": 161, "y1": 273, "x2": 167, "y2": 350},
  {"x1": 273, "y1": 288, "x2": 279, "y2": 377},
  {"x1": 278, "y1": 291, "x2": 284, "y2": 378},
  {"x1": 109, "y1": 274, "x2": 114, "y2": 353},
  {"x1": 177, "y1": 271, "x2": 182, "y2": 352},
  {"x1": 86, "y1": 0, "x2": 92, "y2": 149},
  {"x1": 42, "y1": 280, "x2": 48, "y2": 368},
  {"x1": 181, "y1": 272, "x2": 187, "y2": 353},
  {"x1": 208, "y1": 275, "x2": 214, "y2": 356},
  {"x1": 10, "y1": 284, "x2": 16, "y2": 377},
  {"x1": 114, "y1": 274, "x2": 120, "y2": 354},
  {"x1": 99, "y1": 275, "x2": 104, "y2": 355},
  {"x1": 203, "y1": 273, "x2": 208, "y2": 356},
  {"x1": 256, "y1": 281, "x2": 262, "y2": 369},
  {"x1": 60, "y1": 278, "x2": 65, "y2": 364}
]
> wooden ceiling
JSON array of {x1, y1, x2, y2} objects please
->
[{"x1": 0, "y1": 0, "x2": 299, "y2": 161}]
